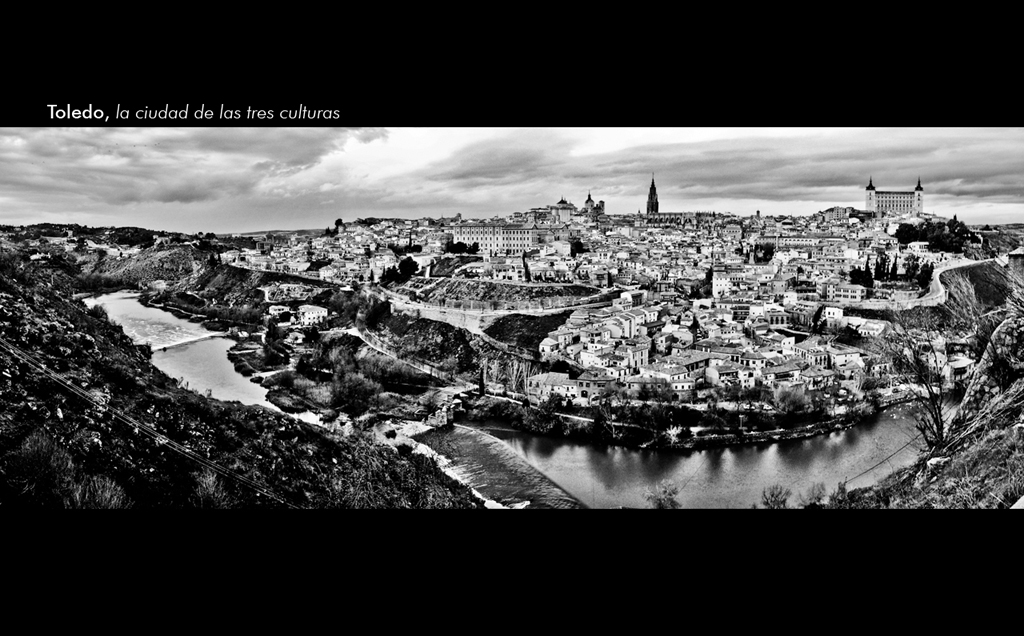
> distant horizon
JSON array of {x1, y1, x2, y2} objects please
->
[
  {"x1": 16, "y1": 214, "x2": 1024, "y2": 241},
  {"x1": 2, "y1": 127, "x2": 1022, "y2": 233}
]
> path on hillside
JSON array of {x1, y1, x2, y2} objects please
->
[{"x1": 915, "y1": 257, "x2": 992, "y2": 307}]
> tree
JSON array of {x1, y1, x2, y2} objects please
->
[
  {"x1": 773, "y1": 386, "x2": 809, "y2": 415},
  {"x1": 445, "y1": 241, "x2": 468, "y2": 254},
  {"x1": 903, "y1": 254, "x2": 920, "y2": 282},
  {"x1": 398, "y1": 256, "x2": 419, "y2": 278},
  {"x1": 862, "y1": 261, "x2": 874, "y2": 288},
  {"x1": 798, "y1": 483, "x2": 827, "y2": 508},
  {"x1": 467, "y1": 242, "x2": 480, "y2": 255},
  {"x1": 874, "y1": 253, "x2": 888, "y2": 281},
  {"x1": 849, "y1": 265, "x2": 863, "y2": 286},
  {"x1": 760, "y1": 484, "x2": 792, "y2": 509},
  {"x1": 895, "y1": 223, "x2": 920, "y2": 245},
  {"x1": 811, "y1": 304, "x2": 825, "y2": 334},
  {"x1": 916, "y1": 262, "x2": 934, "y2": 289},
  {"x1": 644, "y1": 480, "x2": 682, "y2": 509},
  {"x1": 755, "y1": 243, "x2": 775, "y2": 263}
]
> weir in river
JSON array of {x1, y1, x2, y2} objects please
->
[{"x1": 417, "y1": 425, "x2": 585, "y2": 509}]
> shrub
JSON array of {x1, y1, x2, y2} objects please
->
[
  {"x1": 644, "y1": 480, "x2": 682, "y2": 509},
  {"x1": 191, "y1": 469, "x2": 233, "y2": 509},
  {"x1": 2, "y1": 431, "x2": 77, "y2": 507},
  {"x1": 66, "y1": 475, "x2": 132, "y2": 509}
]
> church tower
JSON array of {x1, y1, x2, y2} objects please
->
[
  {"x1": 914, "y1": 177, "x2": 924, "y2": 216},
  {"x1": 865, "y1": 176, "x2": 876, "y2": 216},
  {"x1": 646, "y1": 176, "x2": 659, "y2": 215}
]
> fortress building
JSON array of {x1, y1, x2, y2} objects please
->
[{"x1": 866, "y1": 177, "x2": 924, "y2": 217}]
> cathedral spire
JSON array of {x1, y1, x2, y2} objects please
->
[{"x1": 646, "y1": 176, "x2": 659, "y2": 215}]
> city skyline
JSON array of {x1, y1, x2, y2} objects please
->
[{"x1": 1, "y1": 127, "x2": 1022, "y2": 233}]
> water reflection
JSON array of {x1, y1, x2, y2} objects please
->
[{"x1": 472, "y1": 407, "x2": 922, "y2": 509}]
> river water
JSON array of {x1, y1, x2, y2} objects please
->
[
  {"x1": 84, "y1": 292, "x2": 320, "y2": 424},
  {"x1": 464, "y1": 405, "x2": 924, "y2": 509}
]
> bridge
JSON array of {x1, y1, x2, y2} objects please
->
[{"x1": 152, "y1": 333, "x2": 225, "y2": 352}]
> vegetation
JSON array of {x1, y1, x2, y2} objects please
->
[
  {"x1": 483, "y1": 311, "x2": 574, "y2": 351},
  {"x1": 644, "y1": 480, "x2": 682, "y2": 509},
  {"x1": 759, "y1": 485, "x2": 792, "y2": 509},
  {"x1": 444, "y1": 240, "x2": 480, "y2": 255},
  {"x1": 893, "y1": 217, "x2": 977, "y2": 253}
]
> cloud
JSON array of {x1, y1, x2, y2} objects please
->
[
  {"x1": 0, "y1": 127, "x2": 386, "y2": 210},
  {"x1": 0, "y1": 127, "x2": 1021, "y2": 232}
]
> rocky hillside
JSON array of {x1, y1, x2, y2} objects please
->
[
  {"x1": 177, "y1": 262, "x2": 327, "y2": 307},
  {"x1": 0, "y1": 250, "x2": 480, "y2": 508},
  {"x1": 831, "y1": 273, "x2": 1024, "y2": 509},
  {"x1": 483, "y1": 311, "x2": 575, "y2": 351},
  {"x1": 84, "y1": 244, "x2": 212, "y2": 287},
  {"x1": 972, "y1": 224, "x2": 1024, "y2": 259}
]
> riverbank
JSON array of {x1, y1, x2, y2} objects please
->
[
  {"x1": 462, "y1": 393, "x2": 892, "y2": 453},
  {"x1": 463, "y1": 402, "x2": 923, "y2": 509}
]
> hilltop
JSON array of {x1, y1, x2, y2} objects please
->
[{"x1": 0, "y1": 249, "x2": 480, "y2": 508}]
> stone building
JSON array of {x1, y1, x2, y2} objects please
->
[{"x1": 865, "y1": 177, "x2": 924, "y2": 217}]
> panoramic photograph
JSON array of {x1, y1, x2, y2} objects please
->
[{"x1": 2, "y1": 126, "x2": 1024, "y2": 509}]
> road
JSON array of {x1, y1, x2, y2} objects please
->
[{"x1": 914, "y1": 257, "x2": 989, "y2": 306}]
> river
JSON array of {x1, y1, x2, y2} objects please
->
[
  {"x1": 84, "y1": 292, "x2": 321, "y2": 425},
  {"x1": 460, "y1": 406, "x2": 923, "y2": 508}
]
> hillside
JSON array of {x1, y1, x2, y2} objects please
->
[
  {"x1": 0, "y1": 250, "x2": 480, "y2": 508},
  {"x1": 483, "y1": 311, "x2": 575, "y2": 351},
  {"x1": 395, "y1": 278, "x2": 602, "y2": 306},
  {"x1": 829, "y1": 275, "x2": 1024, "y2": 509},
  {"x1": 973, "y1": 225, "x2": 1024, "y2": 258},
  {"x1": 177, "y1": 262, "x2": 328, "y2": 307},
  {"x1": 84, "y1": 243, "x2": 212, "y2": 287},
  {"x1": 429, "y1": 255, "x2": 483, "y2": 277}
]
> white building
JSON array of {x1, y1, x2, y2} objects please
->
[{"x1": 296, "y1": 305, "x2": 328, "y2": 326}]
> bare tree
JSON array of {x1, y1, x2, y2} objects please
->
[
  {"x1": 760, "y1": 484, "x2": 792, "y2": 509},
  {"x1": 504, "y1": 358, "x2": 536, "y2": 396},
  {"x1": 797, "y1": 482, "x2": 827, "y2": 508},
  {"x1": 881, "y1": 307, "x2": 955, "y2": 449}
]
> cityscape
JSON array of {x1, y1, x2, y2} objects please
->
[{"x1": 2, "y1": 127, "x2": 1024, "y2": 509}]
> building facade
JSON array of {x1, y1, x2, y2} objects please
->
[{"x1": 865, "y1": 177, "x2": 923, "y2": 217}]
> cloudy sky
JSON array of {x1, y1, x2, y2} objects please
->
[{"x1": 1, "y1": 127, "x2": 1021, "y2": 233}]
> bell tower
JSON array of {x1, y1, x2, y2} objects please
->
[
  {"x1": 646, "y1": 176, "x2": 659, "y2": 215},
  {"x1": 914, "y1": 177, "x2": 924, "y2": 216},
  {"x1": 865, "y1": 176, "x2": 876, "y2": 215}
]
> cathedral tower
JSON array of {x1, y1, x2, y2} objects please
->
[{"x1": 646, "y1": 176, "x2": 659, "y2": 215}]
